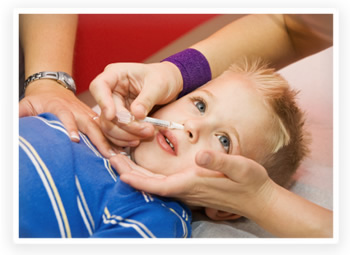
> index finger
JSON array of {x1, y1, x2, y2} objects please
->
[{"x1": 89, "y1": 68, "x2": 120, "y2": 120}]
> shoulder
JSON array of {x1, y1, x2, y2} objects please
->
[{"x1": 19, "y1": 113, "x2": 71, "y2": 143}]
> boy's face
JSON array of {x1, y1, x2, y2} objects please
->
[{"x1": 132, "y1": 71, "x2": 274, "y2": 176}]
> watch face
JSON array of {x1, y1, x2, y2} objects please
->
[
  {"x1": 62, "y1": 73, "x2": 75, "y2": 87},
  {"x1": 65, "y1": 76, "x2": 74, "y2": 85},
  {"x1": 58, "y1": 72, "x2": 76, "y2": 92}
]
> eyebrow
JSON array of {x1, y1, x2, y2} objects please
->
[
  {"x1": 200, "y1": 89, "x2": 215, "y2": 100},
  {"x1": 199, "y1": 89, "x2": 242, "y2": 154}
]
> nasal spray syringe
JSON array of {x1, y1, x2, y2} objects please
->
[{"x1": 116, "y1": 111, "x2": 184, "y2": 130}]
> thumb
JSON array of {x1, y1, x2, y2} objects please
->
[
  {"x1": 195, "y1": 150, "x2": 245, "y2": 181},
  {"x1": 130, "y1": 85, "x2": 163, "y2": 119},
  {"x1": 196, "y1": 150, "x2": 266, "y2": 183}
]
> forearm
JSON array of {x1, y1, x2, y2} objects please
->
[
  {"x1": 191, "y1": 14, "x2": 332, "y2": 78},
  {"x1": 249, "y1": 180, "x2": 333, "y2": 238},
  {"x1": 19, "y1": 14, "x2": 78, "y2": 79}
]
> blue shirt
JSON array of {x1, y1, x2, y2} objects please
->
[{"x1": 19, "y1": 113, "x2": 192, "y2": 238}]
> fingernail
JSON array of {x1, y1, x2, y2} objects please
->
[
  {"x1": 134, "y1": 104, "x2": 146, "y2": 117},
  {"x1": 70, "y1": 132, "x2": 80, "y2": 141},
  {"x1": 141, "y1": 126, "x2": 153, "y2": 136},
  {"x1": 198, "y1": 152, "x2": 211, "y2": 166},
  {"x1": 128, "y1": 140, "x2": 139, "y2": 147},
  {"x1": 109, "y1": 150, "x2": 117, "y2": 157}
]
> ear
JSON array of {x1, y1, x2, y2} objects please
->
[{"x1": 204, "y1": 208, "x2": 241, "y2": 221}]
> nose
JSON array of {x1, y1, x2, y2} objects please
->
[{"x1": 183, "y1": 119, "x2": 201, "y2": 143}]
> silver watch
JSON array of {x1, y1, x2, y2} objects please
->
[{"x1": 24, "y1": 71, "x2": 76, "y2": 94}]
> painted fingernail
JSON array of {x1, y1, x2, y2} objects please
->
[
  {"x1": 70, "y1": 132, "x2": 80, "y2": 141},
  {"x1": 109, "y1": 150, "x2": 117, "y2": 157}
]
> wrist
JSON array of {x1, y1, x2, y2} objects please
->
[
  {"x1": 162, "y1": 48, "x2": 212, "y2": 98},
  {"x1": 24, "y1": 71, "x2": 76, "y2": 94},
  {"x1": 160, "y1": 61, "x2": 184, "y2": 98},
  {"x1": 24, "y1": 79, "x2": 71, "y2": 96},
  {"x1": 243, "y1": 178, "x2": 280, "y2": 223},
  {"x1": 245, "y1": 180, "x2": 333, "y2": 238}
]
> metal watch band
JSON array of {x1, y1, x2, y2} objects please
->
[{"x1": 24, "y1": 71, "x2": 76, "y2": 94}]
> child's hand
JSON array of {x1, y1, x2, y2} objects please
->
[{"x1": 90, "y1": 62, "x2": 183, "y2": 147}]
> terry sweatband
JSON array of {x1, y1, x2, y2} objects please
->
[{"x1": 162, "y1": 48, "x2": 212, "y2": 98}]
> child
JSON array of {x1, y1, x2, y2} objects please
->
[{"x1": 19, "y1": 59, "x2": 308, "y2": 237}]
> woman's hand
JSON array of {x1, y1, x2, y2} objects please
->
[
  {"x1": 110, "y1": 149, "x2": 273, "y2": 218},
  {"x1": 111, "y1": 149, "x2": 333, "y2": 238},
  {"x1": 19, "y1": 80, "x2": 116, "y2": 158},
  {"x1": 89, "y1": 61, "x2": 183, "y2": 147}
]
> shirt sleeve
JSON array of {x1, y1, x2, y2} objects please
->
[{"x1": 91, "y1": 203, "x2": 191, "y2": 238}]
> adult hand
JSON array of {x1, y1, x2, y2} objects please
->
[
  {"x1": 110, "y1": 149, "x2": 275, "y2": 218},
  {"x1": 19, "y1": 80, "x2": 116, "y2": 158},
  {"x1": 89, "y1": 61, "x2": 183, "y2": 147}
]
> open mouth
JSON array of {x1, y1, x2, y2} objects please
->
[
  {"x1": 164, "y1": 136, "x2": 175, "y2": 151},
  {"x1": 157, "y1": 130, "x2": 177, "y2": 156}
]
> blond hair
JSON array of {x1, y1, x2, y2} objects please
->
[{"x1": 228, "y1": 59, "x2": 309, "y2": 187}]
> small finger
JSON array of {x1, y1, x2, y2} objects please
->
[
  {"x1": 109, "y1": 154, "x2": 133, "y2": 175},
  {"x1": 119, "y1": 173, "x2": 174, "y2": 196},
  {"x1": 110, "y1": 154, "x2": 165, "y2": 178}
]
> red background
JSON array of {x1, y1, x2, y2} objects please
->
[{"x1": 73, "y1": 14, "x2": 218, "y2": 94}]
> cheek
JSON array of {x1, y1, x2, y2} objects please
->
[
  {"x1": 151, "y1": 101, "x2": 187, "y2": 120},
  {"x1": 133, "y1": 142, "x2": 198, "y2": 176},
  {"x1": 132, "y1": 139, "x2": 160, "y2": 170}
]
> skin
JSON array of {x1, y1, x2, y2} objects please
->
[
  {"x1": 19, "y1": 14, "x2": 115, "y2": 158},
  {"x1": 127, "y1": 71, "x2": 276, "y2": 220},
  {"x1": 19, "y1": 14, "x2": 333, "y2": 237},
  {"x1": 98, "y1": 15, "x2": 333, "y2": 236},
  {"x1": 132, "y1": 71, "x2": 274, "y2": 175},
  {"x1": 91, "y1": 14, "x2": 332, "y2": 147},
  {"x1": 19, "y1": 14, "x2": 333, "y2": 156}
]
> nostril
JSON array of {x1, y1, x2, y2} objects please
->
[{"x1": 188, "y1": 132, "x2": 193, "y2": 138}]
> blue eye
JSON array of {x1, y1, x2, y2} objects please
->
[
  {"x1": 194, "y1": 100, "x2": 206, "y2": 114},
  {"x1": 217, "y1": 135, "x2": 231, "y2": 153}
]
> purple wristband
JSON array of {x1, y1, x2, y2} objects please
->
[{"x1": 162, "y1": 48, "x2": 212, "y2": 98}]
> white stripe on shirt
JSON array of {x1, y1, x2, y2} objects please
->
[
  {"x1": 19, "y1": 136, "x2": 71, "y2": 238},
  {"x1": 79, "y1": 133, "x2": 118, "y2": 181},
  {"x1": 162, "y1": 204, "x2": 188, "y2": 238},
  {"x1": 33, "y1": 116, "x2": 70, "y2": 138},
  {"x1": 77, "y1": 196, "x2": 93, "y2": 236},
  {"x1": 75, "y1": 176, "x2": 95, "y2": 231},
  {"x1": 103, "y1": 207, "x2": 156, "y2": 238}
]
